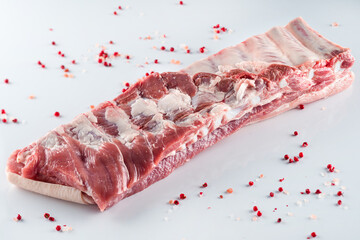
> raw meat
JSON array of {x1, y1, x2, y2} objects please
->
[{"x1": 6, "y1": 17, "x2": 355, "y2": 211}]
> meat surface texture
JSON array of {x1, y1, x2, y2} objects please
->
[{"x1": 6, "y1": 17, "x2": 355, "y2": 211}]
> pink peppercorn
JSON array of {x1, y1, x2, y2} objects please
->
[
  {"x1": 294, "y1": 131, "x2": 298, "y2": 136},
  {"x1": 338, "y1": 200, "x2": 342, "y2": 205},
  {"x1": 253, "y1": 206, "x2": 258, "y2": 211},
  {"x1": 54, "y1": 112, "x2": 60, "y2": 117},
  {"x1": 179, "y1": 1, "x2": 183, "y2": 5},
  {"x1": 160, "y1": 46, "x2": 166, "y2": 51},
  {"x1": 154, "y1": 59, "x2": 159, "y2": 64},
  {"x1": 44, "y1": 213, "x2": 50, "y2": 219},
  {"x1": 52, "y1": 41, "x2": 56, "y2": 45},
  {"x1": 305, "y1": 189, "x2": 311, "y2": 194},
  {"x1": 56, "y1": 225, "x2": 61, "y2": 231},
  {"x1": 126, "y1": 55, "x2": 130, "y2": 60},
  {"x1": 257, "y1": 211, "x2": 262, "y2": 217},
  {"x1": 170, "y1": 47, "x2": 174, "y2": 52},
  {"x1": 187, "y1": 49, "x2": 190, "y2": 54},
  {"x1": 284, "y1": 154, "x2": 289, "y2": 160},
  {"x1": 299, "y1": 152, "x2": 304, "y2": 158},
  {"x1": 179, "y1": 193, "x2": 186, "y2": 199},
  {"x1": 302, "y1": 142, "x2": 308, "y2": 147},
  {"x1": 72, "y1": 60, "x2": 76, "y2": 64},
  {"x1": 277, "y1": 218, "x2": 282, "y2": 223},
  {"x1": 269, "y1": 192, "x2": 274, "y2": 197},
  {"x1": 174, "y1": 200, "x2": 179, "y2": 205},
  {"x1": 294, "y1": 156, "x2": 299, "y2": 162},
  {"x1": 299, "y1": 104, "x2": 305, "y2": 109},
  {"x1": 249, "y1": 181, "x2": 254, "y2": 186},
  {"x1": 4, "y1": 79, "x2": 9, "y2": 84},
  {"x1": 16, "y1": 214, "x2": 22, "y2": 221},
  {"x1": 202, "y1": 182, "x2": 208, "y2": 188},
  {"x1": 315, "y1": 189, "x2": 322, "y2": 194},
  {"x1": 12, "y1": 118, "x2": 18, "y2": 123},
  {"x1": 311, "y1": 232, "x2": 317, "y2": 238},
  {"x1": 114, "y1": 11, "x2": 117, "y2": 15},
  {"x1": 2, "y1": 119, "x2": 7, "y2": 123},
  {"x1": 199, "y1": 47, "x2": 205, "y2": 53},
  {"x1": 278, "y1": 187, "x2": 283, "y2": 192},
  {"x1": 49, "y1": 217, "x2": 55, "y2": 221},
  {"x1": 337, "y1": 191, "x2": 343, "y2": 196}
]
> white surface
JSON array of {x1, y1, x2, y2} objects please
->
[{"x1": 1, "y1": 0, "x2": 359, "y2": 239}]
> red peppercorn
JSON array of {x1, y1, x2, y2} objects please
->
[
  {"x1": 61, "y1": 54, "x2": 65, "y2": 57},
  {"x1": 284, "y1": 154, "x2": 289, "y2": 160},
  {"x1": 98, "y1": 59, "x2": 103, "y2": 64},
  {"x1": 293, "y1": 131, "x2": 298, "y2": 136},
  {"x1": 109, "y1": 63, "x2": 112, "y2": 67},
  {"x1": 12, "y1": 118, "x2": 18, "y2": 123},
  {"x1": 58, "y1": 51, "x2": 61, "y2": 55},
  {"x1": 16, "y1": 214, "x2": 22, "y2": 221},
  {"x1": 337, "y1": 200, "x2": 342, "y2": 205},
  {"x1": 302, "y1": 142, "x2": 308, "y2": 147},
  {"x1": 257, "y1": 211, "x2": 262, "y2": 217},
  {"x1": 337, "y1": 191, "x2": 342, "y2": 196},
  {"x1": 327, "y1": 164, "x2": 332, "y2": 169},
  {"x1": 38, "y1": 61, "x2": 42, "y2": 65},
  {"x1": 329, "y1": 167, "x2": 335, "y2": 172},
  {"x1": 199, "y1": 47, "x2": 205, "y2": 53},
  {"x1": 202, "y1": 182, "x2": 208, "y2": 188},
  {"x1": 299, "y1": 104, "x2": 305, "y2": 109},
  {"x1": 60, "y1": 65, "x2": 65, "y2": 70},
  {"x1": 4, "y1": 79, "x2": 9, "y2": 84},
  {"x1": 145, "y1": 73, "x2": 149, "y2": 76},
  {"x1": 186, "y1": 49, "x2": 190, "y2": 54},
  {"x1": 125, "y1": 82, "x2": 130, "y2": 87},
  {"x1": 1, "y1": 109, "x2": 5, "y2": 114},
  {"x1": 179, "y1": 1, "x2": 183, "y2": 5},
  {"x1": 253, "y1": 206, "x2": 258, "y2": 211},
  {"x1": 221, "y1": 27, "x2": 227, "y2": 32},
  {"x1": 114, "y1": 11, "x2": 117, "y2": 15},
  {"x1": 104, "y1": 62, "x2": 108, "y2": 67},
  {"x1": 213, "y1": 24, "x2": 220, "y2": 29},
  {"x1": 248, "y1": 181, "x2": 254, "y2": 186},
  {"x1": 49, "y1": 217, "x2": 55, "y2": 221},
  {"x1": 278, "y1": 187, "x2": 283, "y2": 192},
  {"x1": 305, "y1": 189, "x2": 311, "y2": 194},
  {"x1": 56, "y1": 225, "x2": 61, "y2": 231},
  {"x1": 52, "y1": 41, "x2": 56, "y2": 45},
  {"x1": 72, "y1": 60, "x2": 76, "y2": 64},
  {"x1": 109, "y1": 41, "x2": 114, "y2": 44},
  {"x1": 277, "y1": 218, "x2": 282, "y2": 223},
  {"x1": 44, "y1": 213, "x2": 50, "y2": 219},
  {"x1": 154, "y1": 59, "x2": 159, "y2": 64},
  {"x1": 179, "y1": 193, "x2": 186, "y2": 199},
  {"x1": 216, "y1": 30, "x2": 220, "y2": 34},
  {"x1": 315, "y1": 189, "x2": 322, "y2": 194},
  {"x1": 311, "y1": 232, "x2": 317, "y2": 238},
  {"x1": 170, "y1": 47, "x2": 174, "y2": 52},
  {"x1": 122, "y1": 88, "x2": 126, "y2": 93},
  {"x1": 289, "y1": 158, "x2": 293, "y2": 163},
  {"x1": 54, "y1": 112, "x2": 60, "y2": 117},
  {"x1": 299, "y1": 152, "x2": 304, "y2": 158},
  {"x1": 269, "y1": 192, "x2": 274, "y2": 197},
  {"x1": 114, "y1": 52, "x2": 119, "y2": 56},
  {"x1": 279, "y1": 178, "x2": 285, "y2": 182},
  {"x1": 126, "y1": 55, "x2": 130, "y2": 60},
  {"x1": 294, "y1": 156, "x2": 299, "y2": 162},
  {"x1": 42, "y1": 64, "x2": 46, "y2": 68},
  {"x1": 118, "y1": 6, "x2": 122, "y2": 10},
  {"x1": 2, "y1": 119, "x2": 7, "y2": 123},
  {"x1": 160, "y1": 46, "x2": 166, "y2": 51},
  {"x1": 219, "y1": 195, "x2": 223, "y2": 199},
  {"x1": 174, "y1": 200, "x2": 179, "y2": 205}
]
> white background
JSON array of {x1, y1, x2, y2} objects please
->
[{"x1": 0, "y1": 0, "x2": 359, "y2": 239}]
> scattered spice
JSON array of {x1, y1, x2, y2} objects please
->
[
  {"x1": 56, "y1": 225, "x2": 62, "y2": 232},
  {"x1": 54, "y1": 112, "x2": 60, "y2": 117},
  {"x1": 4, "y1": 79, "x2": 9, "y2": 84},
  {"x1": 52, "y1": 41, "x2": 56, "y2": 45},
  {"x1": 305, "y1": 189, "x2": 311, "y2": 194},
  {"x1": 12, "y1": 118, "x2": 18, "y2": 123},
  {"x1": 16, "y1": 214, "x2": 22, "y2": 221},
  {"x1": 253, "y1": 206, "x2": 258, "y2": 211},
  {"x1": 294, "y1": 156, "x2": 299, "y2": 162},
  {"x1": 299, "y1": 104, "x2": 305, "y2": 109},
  {"x1": 279, "y1": 178, "x2": 285, "y2": 182},
  {"x1": 72, "y1": 60, "x2": 76, "y2": 64},
  {"x1": 49, "y1": 217, "x2": 55, "y2": 222},
  {"x1": 315, "y1": 189, "x2": 322, "y2": 194},
  {"x1": 179, "y1": 193, "x2": 186, "y2": 199},
  {"x1": 202, "y1": 182, "x2": 208, "y2": 188},
  {"x1": 199, "y1": 47, "x2": 205, "y2": 53},
  {"x1": 278, "y1": 187, "x2": 283, "y2": 192},
  {"x1": 154, "y1": 59, "x2": 159, "y2": 64},
  {"x1": 174, "y1": 200, "x2": 179, "y2": 205},
  {"x1": 179, "y1": 1, "x2": 183, "y2": 5},
  {"x1": 269, "y1": 192, "x2": 274, "y2": 197},
  {"x1": 293, "y1": 131, "x2": 298, "y2": 136},
  {"x1": 284, "y1": 154, "x2": 289, "y2": 160},
  {"x1": 302, "y1": 142, "x2": 308, "y2": 147},
  {"x1": 337, "y1": 191, "x2": 343, "y2": 196},
  {"x1": 277, "y1": 218, "x2": 282, "y2": 223},
  {"x1": 248, "y1": 181, "x2": 254, "y2": 186},
  {"x1": 311, "y1": 232, "x2": 317, "y2": 238},
  {"x1": 219, "y1": 195, "x2": 223, "y2": 199},
  {"x1": 44, "y1": 213, "x2": 50, "y2": 219},
  {"x1": 299, "y1": 152, "x2": 304, "y2": 158},
  {"x1": 170, "y1": 47, "x2": 175, "y2": 52},
  {"x1": 257, "y1": 211, "x2": 262, "y2": 217},
  {"x1": 226, "y1": 188, "x2": 233, "y2": 194},
  {"x1": 337, "y1": 200, "x2": 342, "y2": 205}
]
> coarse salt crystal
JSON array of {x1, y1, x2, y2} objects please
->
[
  {"x1": 296, "y1": 200, "x2": 303, "y2": 206},
  {"x1": 320, "y1": 172, "x2": 326, "y2": 177},
  {"x1": 287, "y1": 212, "x2": 294, "y2": 216},
  {"x1": 309, "y1": 214, "x2": 317, "y2": 220},
  {"x1": 252, "y1": 217, "x2": 258, "y2": 221}
]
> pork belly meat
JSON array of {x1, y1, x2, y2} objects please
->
[{"x1": 7, "y1": 17, "x2": 355, "y2": 211}]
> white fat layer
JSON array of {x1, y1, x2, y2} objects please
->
[
  {"x1": 158, "y1": 89, "x2": 191, "y2": 114},
  {"x1": 308, "y1": 69, "x2": 314, "y2": 80},
  {"x1": 69, "y1": 116, "x2": 108, "y2": 149},
  {"x1": 235, "y1": 61, "x2": 269, "y2": 74},
  {"x1": 279, "y1": 78, "x2": 288, "y2": 88},
  {"x1": 105, "y1": 107, "x2": 139, "y2": 144},
  {"x1": 87, "y1": 112, "x2": 97, "y2": 123},
  {"x1": 131, "y1": 98, "x2": 158, "y2": 117},
  {"x1": 41, "y1": 132, "x2": 61, "y2": 149},
  {"x1": 334, "y1": 61, "x2": 342, "y2": 73}
]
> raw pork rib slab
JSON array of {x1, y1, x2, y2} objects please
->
[{"x1": 7, "y1": 17, "x2": 355, "y2": 211}]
